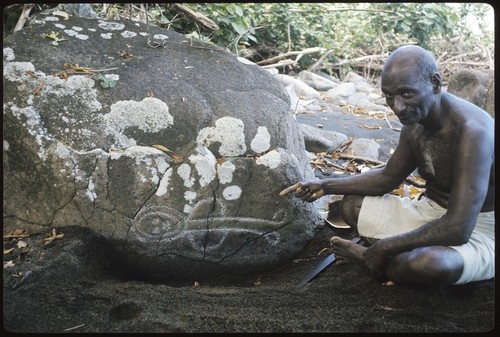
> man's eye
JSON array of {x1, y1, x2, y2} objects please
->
[{"x1": 402, "y1": 92, "x2": 413, "y2": 99}]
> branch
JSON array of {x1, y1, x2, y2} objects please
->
[
  {"x1": 307, "y1": 49, "x2": 336, "y2": 72},
  {"x1": 170, "y1": 3, "x2": 219, "y2": 30},
  {"x1": 260, "y1": 8, "x2": 396, "y2": 15},
  {"x1": 14, "y1": 3, "x2": 34, "y2": 32},
  {"x1": 256, "y1": 47, "x2": 326, "y2": 65},
  {"x1": 330, "y1": 53, "x2": 388, "y2": 67}
]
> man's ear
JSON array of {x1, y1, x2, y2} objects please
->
[{"x1": 431, "y1": 72, "x2": 442, "y2": 93}]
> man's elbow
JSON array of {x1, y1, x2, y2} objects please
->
[{"x1": 446, "y1": 225, "x2": 473, "y2": 246}]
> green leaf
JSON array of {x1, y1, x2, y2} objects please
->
[{"x1": 95, "y1": 75, "x2": 117, "y2": 89}]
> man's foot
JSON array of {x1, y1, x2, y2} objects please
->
[{"x1": 330, "y1": 236, "x2": 367, "y2": 264}]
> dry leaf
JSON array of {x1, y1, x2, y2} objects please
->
[
  {"x1": 4, "y1": 248, "x2": 14, "y2": 255},
  {"x1": 152, "y1": 144, "x2": 172, "y2": 154},
  {"x1": 4, "y1": 229, "x2": 29, "y2": 239},
  {"x1": 52, "y1": 10, "x2": 69, "y2": 20},
  {"x1": 33, "y1": 82, "x2": 45, "y2": 95},
  {"x1": 360, "y1": 124, "x2": 382, "y2": 130},
  {"x1": 194, "y1": 281, "x2": 200, "y2": 287},
  {"x1": 16, "y1": 240, "x2": 28, "y2": 249},
  {"x1": 3, "y1": 261, "x2": 15, "y2": 269},
  {"x1": 172, "y1": 154, "x2": 184, "y2": 164},
  {"x1": 253, "y1": 278, "x2": 262, "y2": 286},
  {"x1": 44, "y1": 229, "x2": 64, "y2": 244}
]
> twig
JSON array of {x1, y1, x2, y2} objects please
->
[
  {"x1": 307, "y1": 49, "x2": 336, "y2": 73},
  {"x1": 256, "y1": 47, "x2": 326, "y2": 65},
  {"x1": 384, "y1": 111, "x2": 400, "y2": 131},
  {"x1": 171, "y1": 3, "x2": 218, "y2": 30},
  {"x1": 338, "y1": 154, "x2": 385, "y2": 166},
  {"x1": 261, "y1": 60, "x2": 297, "y2": 69},
  {"x1": 14, "y1": 3, "x2": 34, "y2": 32}
]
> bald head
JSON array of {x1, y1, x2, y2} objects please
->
[{"x1": 382, "y1": 45, "x2": 438, "y2": 83}]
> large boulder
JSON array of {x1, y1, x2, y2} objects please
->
[
  {"x1": 448, "y1": 69, "x2": 495, "y2": 117},
  {"x1": 3, "y1": 14, "x2": 322, "y2": 280}
]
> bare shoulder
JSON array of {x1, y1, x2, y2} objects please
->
[{"x1": 445, "y1": 93, "x2": 494, "y2": 134}]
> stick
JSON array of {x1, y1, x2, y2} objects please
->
[
  {"x1": 256, "y1": 47, "x2": 326, "y2": 65},
  {"x1": 13, "y1": 4, "x2": 34, "y2": 32},
  {"x1": 338, "y1": 154, "x2": 385, "y2": 166},
  {"x1": 171, "y1": 3, "x2": 218, "y2": 31}
]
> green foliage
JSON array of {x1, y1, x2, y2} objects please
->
[{"x1": 4, "y1": 3, "x2": 493, "y2": 74}]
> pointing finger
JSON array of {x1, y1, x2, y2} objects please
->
[{"x1": 279, "y1": 183, "x2": 301, "y2": 196}]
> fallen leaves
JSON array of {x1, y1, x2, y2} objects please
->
[
  {"x1": 45, "y1": 31, "x2": 67, "y2": 46},
  {"x1": 44, "y1": 229, "x2": 64, "y2": 245}
]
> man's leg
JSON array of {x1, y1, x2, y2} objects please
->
[
  {"x1": 339, "y1": 195, "x2": 364, "y2": 229},
  {"x1": 330, "y1": 238, "x2": 464, "y2": 286},
  {"x1": 385, "y1": 246, "x2": 464, "y2": 285},
  {"x1": 335, "y1": 195, "x2": 465, "y2": 286}
]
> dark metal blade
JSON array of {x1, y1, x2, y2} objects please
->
[
  {"x1": 295, "y1": 237, "x2": 362, "y2": 289},
  {"x1": 295, "y1": 253, "x2": 336, "y2": 289}
]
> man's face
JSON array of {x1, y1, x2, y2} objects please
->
[{"x1": 381, "y1": 64, "x2": 436, "y2": 125}]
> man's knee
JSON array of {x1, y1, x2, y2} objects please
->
[
  {"x1": 340, "y1": 195, "x2": 364, "y2": 228},
  {"x1": 386, "y1": 247, "x2": 464, "y2": 285}
]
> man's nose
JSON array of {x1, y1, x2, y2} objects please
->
[{"x1": 392, "y1": 96, "x2": 405, "y2": 114}]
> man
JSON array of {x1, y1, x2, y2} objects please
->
[{"x1": 280, "y1": 45, "x2": 494, "y2": 286}]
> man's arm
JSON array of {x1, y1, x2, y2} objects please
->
[{"x1": 280, "y1": 127, "x2": 417, "y2": 201}]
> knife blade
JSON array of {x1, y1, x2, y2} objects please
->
[
  {"x1": 296, "y1": 253, "x2": 337, "y2": 289},
  {"x1": 296, "y1": 237, "x2": 361, "y2": 289}
]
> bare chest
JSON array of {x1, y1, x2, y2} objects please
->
[{"x1": 410, "y1": 129, "x2": 456, "y2": 191}]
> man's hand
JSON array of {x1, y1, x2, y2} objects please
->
[{"x1": 279, "y1": 180, "x2": 326, "y2": 202}]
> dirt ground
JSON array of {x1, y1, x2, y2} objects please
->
[{"x1": 3, "y1": 108, "x2": 495, "y2": 333}]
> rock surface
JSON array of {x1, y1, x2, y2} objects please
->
[
  {"x1": 447, "y1": 69, "x2": 495, "y2": 117},
  {"x1": 3, "y1": 14, "x2": 323, "y2": 280}
]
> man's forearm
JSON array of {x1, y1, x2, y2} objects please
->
[{"x1": 322, "y1": 168, "x2": 399, "y2": 196}]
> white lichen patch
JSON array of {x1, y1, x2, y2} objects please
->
[
  {"x1": 217, "y1": 161, "x2": 236, "y2": 184},
  {"x1": 197, "y1": 117, "x2": 247, "y2": 156},
  {"x1": 3, "y1": 61, "x2": 36, "y2": 82},
  {"x1": 105, "y1": 97, "x2": 173, "y2": 132},
  {"x1": 98, "y1": 21, "x2": 125, "y2": 31},
  {"x1": 184, "y1": 204, "x2": 194, "y2": 214},
  {"x1": 64, "y1": 29, "x2": 89, "y2": 40},
  {"x1": 188, "y1": 146, "x2": 217, "y2": 187},
  {"x1": 43, "y1": 16, "x2": 60, "y2": 22},
  {"x1": 139, "y1": 32, "x2": 149, "y2": 36},
  {"x1": 104, "y1": 74, "x2": 119, "y2": 81},
  {"x1": 153, "y1": 34, "x2": 169, "y2": 40},
  {"x1": 223, "y1": 185, "x2": 242, "y2": 200},
  {"x1": 72, "y1": 26, "x2": 84, "y2": 31},
  {"x1": 4, "y1": 58, "x2": 102, "y2": 116},
  {"x1": 250, "y1": 126, "x2": 271, "y2": 154},
  {"x1": 54, "y1": 23, "x2": 66, "y2": 29},
  {"x1": 104, "y1": 97, "x2": 174, "y2": 148},
  {"x1": 3, "y1": 140, "x2": 10, "y2": 151},
  {"x1": 177, "y1": 163, "x2": 195, "y2": 188},
  {"x1": 156, "y1": 167, "x2": 173, "y2": 197},
  {"x1": 101, "y1": 33, "x2": 113, "y2": 39},
  {"x1": 256, "y1": 149, "x2": 282, "y2": 169},
  {"x1": 121, "y1": 30, "x2": 137, "y2": 38},
  {"x1": 3, "y1": 47, "x2": 15, "y2": 61},
  {"x1": 85, "y1": 178, "x2": 97, "y2": 201},
  {"x1": 184, "y1": 191, "x2": 197, "y2": 203},
  {"x1": 6, "y1": 104, "x2": 52, "y2": 160}
]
